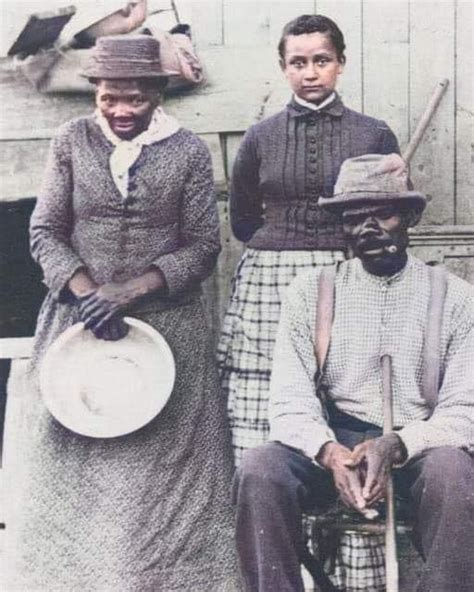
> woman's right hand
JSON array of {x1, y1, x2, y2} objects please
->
[
  {"x1": 68, "y1": 269, "x2": 98, "y2": 299},
  {"x1": 69, "y1": 270, "x2": 129, "y2": 341}
]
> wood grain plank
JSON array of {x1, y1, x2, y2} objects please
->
[
  {"x1": 224, "y1": 132, "x2": 245, "y2": 180},
  {"x1": 175, "y1": 0, "x2": 224, "y2": 47},
  {"x1": 455, "y1": 0, "x2": 474, "y2": 224},
  {"x1": 223, "y1": 0, "x2": 273, "y2": 46},
  {"x1": 316, "y1": 0, "x2": 363, "y2": 112},
  {"x1": 409, "y1": 0, "x2": 456, "y2": 225},
  {"x1": 0, "y1": 135, "x2": 227, "y2": 202},
  {"x1": 198, "y1": 133, "x2": 227, "y2": 192},
  {"x1": 0, "y1": 46, "x2": 291, "y2": 138},
  {"x1": 362, "y1": 0, "x2": 410, "y2": 147},
  {"x1": 0, "y1": 338, "x2": 34, "y2": 360},
  {"x1": 0, "y1": 139, "x2": 50, "y2": 201}
]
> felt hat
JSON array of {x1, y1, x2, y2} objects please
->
[
  {"x1": 40, "y1": 317, "x2": 175, "y2": 438},
  {"x1": 81, "y1": 34, "x2": 178, "y2": 79},
  {"x1": 318, "y1": 153, "x2": 426, "y2": 214}
]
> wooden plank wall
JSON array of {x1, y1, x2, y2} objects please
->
[{"x1": 0, "y1": 0, "x2": 473, "y2": 334}]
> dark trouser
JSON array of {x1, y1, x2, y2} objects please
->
[{"x1": 233, "y1": 439, "x2": 474, "y2": 592}]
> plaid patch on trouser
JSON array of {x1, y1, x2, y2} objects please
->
[{"x1": 218, "y1": 248, "x2": 385, "y2": 591}]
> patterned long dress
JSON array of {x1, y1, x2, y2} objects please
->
[{"x1": 3, "y1": 116, "x2": 241, "y2": 592}]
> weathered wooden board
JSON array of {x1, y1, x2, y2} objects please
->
[
  {"x1": 408, "y1": 0, "x2": 456, "y2": 225},
  {"x1": 224, "y1": 132, "x2": 245, "y2": 179},
  {"x1": 362, "y1": 0, "x2": 410, "y2": 147},
  {"x1": 316, "y1": 0, "x2": 363, "y2": 112},
  {"x1": 223, "y1": 0, "x2": 316, "y2": 47},
  {"x1": 174, "y1": 0, "x2": 224, "y2": 47},
  {"x1": 455, "y1": 0, "x2": 474, "y2": 224},
  {"x1": 0, "y1": 133, "x2": 226, "y2": 202},
  {"x1": 0, "y1": 139, "x2": 50, "y2": 200},
  {"x1": 0, "y1": 45, "x2": 291, "y2": 139}
]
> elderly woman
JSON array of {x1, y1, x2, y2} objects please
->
[{"x1": 4, "y1": 35, "x2": 239, "y2": 591}]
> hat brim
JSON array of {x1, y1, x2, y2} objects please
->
[
  {"x1": 318, "y1": 191, "x2": 427, "y2": 214},
  {"x1": 40, "y1": 317, "x2": 175, "y2": 438},
  {"x1": 80, "y1": 68, "x2": 180, "y2": 79}
]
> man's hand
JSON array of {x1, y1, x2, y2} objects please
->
[
  {"x1": 316, "y1": 442, "x2": 376, "y2": 518},
  {"x1": 345, "y1": 434, "x2": 406, "y2": 506}
]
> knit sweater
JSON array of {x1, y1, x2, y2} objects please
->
[
  {"x1": 231, "y1": 95, "x2": 400, "y2": 250},
  {"x1": 30, "y1": 116, "x2": 221, "y2": 304}
]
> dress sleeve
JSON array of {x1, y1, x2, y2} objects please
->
[
  {"x1": 269, "y1": 272, "x2": 336, "y2": 460},
  {"x1": 153, "y1": 137, "x2": 221, "y2": 296},
  {"x1": 378, "y1": 123, "x2": 401, "y2": 155},
  {"x1": 29, "y1": 123, "x2": 85, "y2": 302},
  {"x1": 398, "y1": 292, "x2": 474, "y2": 460},
  {"x1": 229, "y1": 126, "x2": 264, "y2": 242}
]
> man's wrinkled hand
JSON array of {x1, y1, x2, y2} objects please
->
[
  {"x1": 345, "y1": 434, "x2": 406, "y2": 506},
  {"x1": 316, "y1": 442, "x2": 376, "y2": 518}
]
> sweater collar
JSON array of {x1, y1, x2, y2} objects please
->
[{"x1": 287, "y1": 92, "x2": 344, "y2": 118}]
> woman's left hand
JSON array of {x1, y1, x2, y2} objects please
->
[
  {"x1": 78, "y1": 282, "x2": 138, "y2": 337},
  {"x1": 78, "y1": 269, "x2": 167, "y2": 339}
]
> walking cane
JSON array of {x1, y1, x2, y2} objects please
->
[
  {"x1": 402, "y1": 79, "x2": 449, "y2": 163},
  {"x1": 381, "y1": 354, "x2": 399, "y2": 592}
]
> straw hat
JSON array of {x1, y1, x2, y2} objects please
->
[
  {"x1": 81, "y1": 34, "x2": 179, "y2": 79},
  {"x1": 318, "y1": 153, "x2": 426, "y2": 214},
  {"x1": 40, "y1": 317, "x2": 175, "y2": 438}
]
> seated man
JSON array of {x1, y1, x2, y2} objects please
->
[{"x1": 233, "y1": 154, "x2": 474, "y2": 592}]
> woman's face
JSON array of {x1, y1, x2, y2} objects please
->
[
  {"x1": 95, "y1": 79, "x2": 160, "y2": 140},
  {"x1": 280, "y1": 32, "x2": 344, "y2": 104}
]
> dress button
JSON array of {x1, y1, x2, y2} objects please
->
[
  {"x1": 309, "y1": 147, "x2": 317, "y2": 153},
  {"x1": 309, "y1": 137, "x2": 317, "y2": 144},
  {"x1": 309, "y1": 166, "x2": 317, "y2": 173},
  {"x1": 309, "y1": 157, "x2": 317, "y2": 163}
]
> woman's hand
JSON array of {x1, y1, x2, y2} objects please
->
[{"x1": 77, "y1": 268, "x2": 167, "y2": 340}]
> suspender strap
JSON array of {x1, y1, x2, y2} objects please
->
[
  {"x1": 314, "y1": 265, "x2": 337, "y2": 371},
  {"x1": 422, "y1": 265, "x2": 447, "y2": 410},
  {"x1": 314, "y1": 262, "x2": 447, "y2": 412}
]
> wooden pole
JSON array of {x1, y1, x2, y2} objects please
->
[
  {"x1": 403, "y1": 79, "x2": 449, "y2": 164},
  {"x1": 381, "y1": 354, "x2": 399, "y2": 592}
]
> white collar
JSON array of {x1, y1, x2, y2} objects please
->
[
  {"x1": 96, "y1": 107, "x2": 181, "y2": 199},
  {"x1": 293, "y1": 92, "x2": 337, "y2": 112}
]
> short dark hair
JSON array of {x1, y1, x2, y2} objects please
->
[{"x1": 278, "y1": 14, "x2": 346, "y2": 63}]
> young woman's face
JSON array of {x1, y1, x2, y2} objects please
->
[
  {"x1": 280, "y1": 32, "x2": 344, "y2": 104},
  {"x1": 95, "y1": 79, "x2": 160, "y2": 140}
]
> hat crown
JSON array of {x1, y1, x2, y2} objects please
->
[
  {"x1": 94, "y1": 34, "x2": 161, "y2": 63},
  {"x1": 82, "y1": 34, "x2": 173, "y2": 79},
  {"x1": 334, "y1": 154, "x2": 410, "y2": 196}
]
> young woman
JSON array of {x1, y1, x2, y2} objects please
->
[
  {"x1": 4, "y1": 35, "x2": 239, "y2": 592},
  {"x1": 219, "y1": 14, "x2": 399, "y2": 591}
]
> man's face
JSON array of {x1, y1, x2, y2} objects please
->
[
  {"x1": 280, "y1": 32, "x2": 344, "y2": 104},
  {"x1": 342, "y1": 204, "x2": 410, "y2": 271},
  {"x1": 95, "y1": 79, "x2": 160, "y2": 140}
]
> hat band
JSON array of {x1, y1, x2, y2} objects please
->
[{"x1": 85, "y1": 57, "x2": 166, "y2": 78}]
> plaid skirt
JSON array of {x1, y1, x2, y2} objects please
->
[{"x1": 217, "y1": 248, "x2": 385, "y2": 592}]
